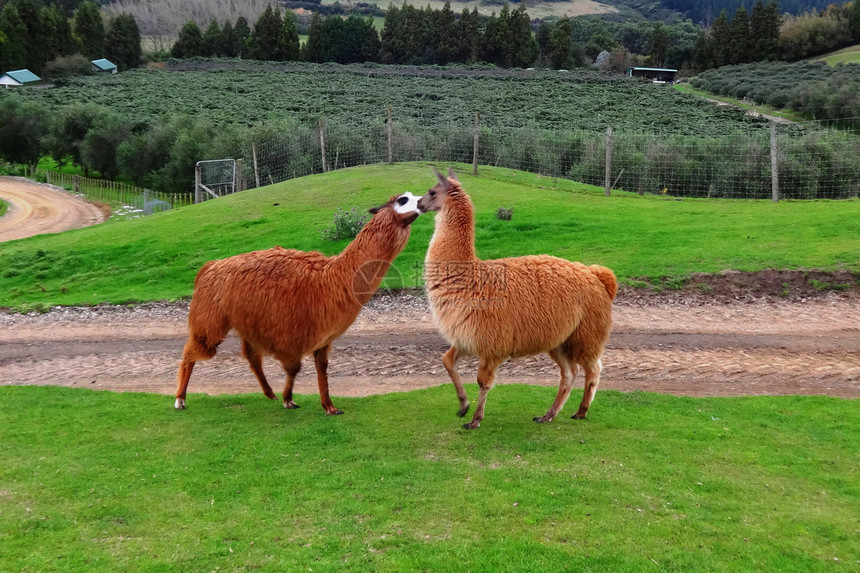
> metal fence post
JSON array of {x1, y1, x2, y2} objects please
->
[
  {"x1": 770, "y1": 123, "x2": 780, "y2": 202},
  {"x1": 604, "y1": 126, "x2": 613, "y2": 197}
]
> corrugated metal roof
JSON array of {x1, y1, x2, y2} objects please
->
[
  {"x1": 91, "y1": 59, "x2": 117, "y2": 70},
  {"x1": 630, "y1": 67, "x2": 678, "y2": 73},
  {"x1": 3, "y1": 69, "x2": 41, "y2": 83}
]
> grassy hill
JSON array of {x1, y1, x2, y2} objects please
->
[
  {"x1": 816, "y1": 45, "x2": 860, "y2": 66},
  {"x1": 1, "y1": 163, "x2": 859, "y2": 310}
]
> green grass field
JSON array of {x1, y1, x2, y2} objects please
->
[
  {"x1": 0, "y1": 385, "x2": 856, "y2": 571},
  {"x1": 674, "y1": 83, "x2": 807, "y2": 122},
  {"x1": 1, "y1": 163, "x2": 859, "y2": 310},
  {"x1": 816, "y1": 44, "x2": 860, "y2": 66},
  {"x1": 0, "y1": 197, "x2": 7, "y2": 218}
]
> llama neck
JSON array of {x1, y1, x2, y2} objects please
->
[
  {"x1": 427, "y1": 191, "x2": 477, "y2": 263},
  {"x1": 331, "y1": 218, "x2": 403, "y2": 304}
]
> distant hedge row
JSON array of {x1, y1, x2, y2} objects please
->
[{"x1": 691, "y1": 60, "x2": 860, "y2": 121}]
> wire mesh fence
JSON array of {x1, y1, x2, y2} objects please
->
[
  {"x1": 239, "y1": 115, "x2": 860, "y2": 201},
  {"x1": 36, "y1": 169, "x2": 194, "y2": 214}
]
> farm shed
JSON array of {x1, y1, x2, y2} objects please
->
[
  {"x1": 627, "y1": 67, "x2": 678, "y2": 83},
  {"x1": 92, "y1": 59, "x2": 118, "y2": 74},
  {"x1": 0, "y1": 69, "x2": 41, "y2": 88}
]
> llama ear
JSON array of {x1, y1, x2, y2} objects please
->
[
  {"x1": 432, "y1": 167, "x2": 447, "y2": 184},
  {"x1": 368, "y1": 205, "x2": 380, "y2": 214},
  {"x1": 447, "y1": 168, "x2": 458, "y2": 182}
]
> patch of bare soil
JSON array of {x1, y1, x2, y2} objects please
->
[
  {"x1": 0, "y1": 177, "x2": 107, "y2": 242},
  {"x1": 1, "y1": 273, "x2": 858, "y2": 406}
]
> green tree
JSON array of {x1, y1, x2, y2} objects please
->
[
  {"x1": 0, "y1": 97, "x2": 48, "y2": 168},
  {"x1": 504, "y1": 4, "x2": 538, "y2": 68},
  {"x1": 41, "y1": 3, "x2": 78, "y2": 66},
  {"x1": 80, "y1": 112, "x2": 130, "y2": 179},
  {"x1": 202, "y1": 19, "x2": 222, "y2": 57},
  {"x1": 46, "y1": 103, "x2": 102, "y2": 170},
  {"x1": 849, "y1": 0, "x2": 860, "y2": 41},
  {"x1": 709, "y1": 10, "x2": 730, "y2": 68},
  {"x1": 73, "y1": 1, "x2": 104, "y2": 60},
  {"x1": 456, "y1": 7, "x2": 480, "y2": 63},
  {"x1": 548, "y1": 16, "x2": 574, "y2": 69},
  {"x1": 105, "y1": 13, "x2": 141, "y2": 70},
  {"x1": 15, "y1": 0, "x2": 48, "y2": 73},
  {"x1": 379, "y1": 4, "x2": 403, "y2": 63},
  {"x1": 281, "y1": 9, "x2": 300, "y2": 61},
  {"x1": 171, "y1": 21, "x2": 203, "y2": 58},
  {"x1": 750, "y1": 0, "x2": 780, "y2": 60},
  {"x1": 0, "y1": 3, "x2": 27, "y2": 70},
  {"x1": 249, "y1": 4, "x2": 290, "y2": 61},
  {"x1": 728, "y1": 5, "x2": 751, "y2": 64},
  {"x1": 649, "y1": 22, "x2": 669, "y2": 67},
  {"x1": 233, "y1": 16, "x2": 250, "y2": 58},
  {"x1": 433, "y1": 0, "x2": 457, "y2": 64}
]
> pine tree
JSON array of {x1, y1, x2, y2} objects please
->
[
  {"x1": 750, "y1": 0, "x2": 780, "y2": 60},
  {"x1": 456, "y1": 7, "x2": 480, "y2": 64},
  {"x1": 848, "y1": 0, "x2": 860, "y2": 41},
  {"x1": 73, "y1": 1, "x2": 104, "y2": 60},
  {"x1": 727, "y1": 5, "x2": 751, "y2": 64},
  {"x1": 0, "y1": 3, "x2": 28, "y2": 70},
  {"x1": 536, "y1": 20, "x2": 551, "y2": 67},
  {"x1": 233, "y1": 17, "x2": 250, "y2": 58},
  {"x1": 202, "y1": 20, "x2": 222, "y2": 57},
  {"x1": 379, "y1": 4, "x2": 402, "y2": 64},
  {"x1": 249, "y1": 4, "x2": 285, "y2": 60},
  {"x1": 171, "y1": 21, "x2": 203, "y2": 59},
  {"x1": 434, "y1": 0, "x2": 457, "y2": 65},
  {"x1": 105, "y1": 13, "x2": 141, "y2": 70},
  {"x1": 505, "y1": 4, "x2": 538, "y2": 68},
  {"x1": 649, "y1": 22, "x2": 669, "y2": 67},
  {"x1": 708, "y1": 10, "x2": 730, "y2": 68},
  {"x1": 221, "y1": 20, "x2": 236, "y2": 58},
  {"x1": 281, "y1": 10, "x2": 300, "y2": 61},
  {"x1": 303, "y1": 12, "x2": 324, "y2": 62},
  {"x1": 548, "y1": 16, "x2": 573, "y2": 69},
  {"x1": 16, "y1": 0, "x2": 48, "y2": 73},
  {"x1": 41, "y1": 4, "x2": 78, "y2": 66}
]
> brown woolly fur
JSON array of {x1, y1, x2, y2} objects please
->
[
  {"x1": 418, "y1": 169, "x2": 617, "y2": 429},
  {"x1": 174, "y1": 193, "x2": 421, "y2": 415}
]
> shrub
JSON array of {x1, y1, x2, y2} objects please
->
[
  {"x1": 42, "y1": 55, "x2": 95, "y2": 82},
  {"x1": 495, "y1": 206, "x2": 513, "y2": 220},
  {"x1": 320, "y1": 207, "x2": 369, "y2": 240}
]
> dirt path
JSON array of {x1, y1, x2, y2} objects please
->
[
  {"x1": 1, "y1": 293, "x2": 858, "y2": 403},
  {"x1": 0, "y1": 177, "x2": 106, "y2": 242}
]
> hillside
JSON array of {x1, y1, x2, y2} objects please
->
[{"x1": 1, "y1": 164, "x2": 859, "y2": 309}]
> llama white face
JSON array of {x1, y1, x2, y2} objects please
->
[{"x1": 394, "y1": 192, "x2": 422, "y2": 216}]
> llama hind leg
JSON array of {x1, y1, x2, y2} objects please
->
[
  {"x1": 314, "y1": 344, "x2": 343, "y2": 415},
  {"x1": 534, "y1": 348, "x2": 578, "y2": 423},
  {"x1": 241, "y1": 339, "x2": 275, "y2": 400},
  {"x1": 442, "y1": 346, "x2": 470, "y2": 417},
  {"x1": 175, "y1": 336, "x2": 220, "y2": 409},
  {"x1": 281, "y1": 362, "x2": 301, "y2": 409},
  {"x1": 572, "y1": 359, "x2": 603, "y2": 420},
  {"x1": 463, "y1": 357, "x2": 502, "y2": 430}
]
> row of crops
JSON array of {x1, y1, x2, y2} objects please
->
[{"x1": 6, "y1": 61, "x2": 779, "y2": 136}]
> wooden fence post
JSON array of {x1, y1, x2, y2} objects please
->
[
  {"x1": 319, "y1": 118, "x2": 327, "y2": 173},
  {"x1": 73, "y1": 175, "x2": 80, "y2": 195},
  {"x1": 472, "y1": 112, "x2": 480, "y2": 176},
  {"x1": 387, "y1": 106, "x2": 394, "y2": 165},
  {"x1": 770, "y1": 123, "x2": 780, "y2": 202},
  {"x1": 604, "y1": 126, "x2": 613, "y2": 197},
  {"x1": 236, "y1": 158, "x2": 244, "y2": 192},
  {"x1": 194, "y1": 162, "x2": 202, "y2": 204},
  {"x1": 252, "y1": 144, "x2": 260, "y2": 189}
]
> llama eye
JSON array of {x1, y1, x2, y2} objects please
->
[
  {"x1": 429, "y1": 191, "x2": 436, "y2": 197},
  {"x1": 397, "y1": 196, "x2": 409, "y2": 206}
]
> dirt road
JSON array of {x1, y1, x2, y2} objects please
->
[
  {"x1": 1, "y1": 293, "x2": 858, "y2": 403},
  {"x1": 0, "y1": 177, "x2": 106, "y2": 242}
]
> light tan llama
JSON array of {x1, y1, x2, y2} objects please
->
[
  {"x1": 418, "y1": 169, "x2": 616, "y2": 429},
  {"x1": 174, "y1": 192, "x2": 422, "y2": 415}
]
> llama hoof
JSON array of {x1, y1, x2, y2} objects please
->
[
  {"x1": 283, "y1": 401, "x2": 300, "y2": 409},
  {"x1": 326, "y1": 409, "x2": 344, "y2": 416},
  {"x1": 264, "y1": 391, "x2": 276, "y2": 400},
  {"x1": 571, "y1": 413, "x2": 587, "y2": 420},
  {"x1": 457, "y1": 405, "x2": 470, "y2": 418},
  {"x1": 174, "y1": 398, "x2": 186, "y2": 410},
  {"x1": 533, "y1": 415, "x2": 552, "y2": 424},
  {"x1": 461, "y1": 421, "x2": 480, "y2": 430}
]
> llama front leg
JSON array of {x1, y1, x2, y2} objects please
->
[
  {"x1": 314, "y1": 344, "x2": 343, "y2": 415},
  {"x1": 175, "y1": 335, "x2": 219, "y2": 409},
  {"x1": 463, "y1": 357, "x2": 501, "y2": 430},
  {"x1": 242, "y1": 339, "x2": 276, "y2": 400},
  {"x1": 442, "y1": 346, "x2": 470, "y2": 417},
  {"x1": 281, "y1": 362, "x2": 301, "y2": 409},
  {"x1": 534, "y1": 348, "x2": 577, "y2": 423},
  {"x1": 572, "y1": 359, "x2": 603, "y2": 420}
]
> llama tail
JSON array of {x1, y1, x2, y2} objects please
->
[{"x1": 588, "y1": 265, "x2": 618, "y2": 300}]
